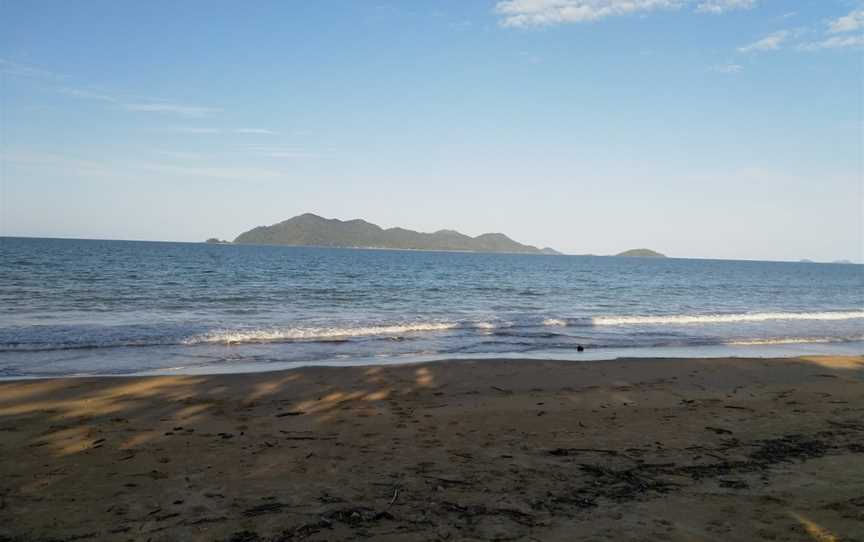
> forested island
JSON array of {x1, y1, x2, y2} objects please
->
[{"x1": 229, "y1": 213, "x2": 561, "y2": 255}]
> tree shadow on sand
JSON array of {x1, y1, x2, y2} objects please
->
[{"x1": 0, "y1": 356, "x2": 862, "y2": 541}]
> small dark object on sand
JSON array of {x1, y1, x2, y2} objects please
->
[{"x1": 577, "y1": 345, "x2": 584, "y2": 352}]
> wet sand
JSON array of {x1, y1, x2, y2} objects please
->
[{"x1": 1, "y1": 355, "x2": 862, "y2": 541}]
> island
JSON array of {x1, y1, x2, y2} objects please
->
[
  {"x1": 231, "y1": 213, "x2": 560, "y2": 255},
  {"x1": 615, "y1": 248, "x2": 666, "y2": 258}
]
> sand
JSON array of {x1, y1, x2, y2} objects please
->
[{"x1": 0, "y1": 355, "x2": 862, "y2": 541}]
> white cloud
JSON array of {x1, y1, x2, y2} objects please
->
[
  {"x1": 494, "y1": 0, "x2": 684, "y2": 27},
  {"x1": 493, "y1": 0, "x2": 763, "y2": 26},
  {"x1": 3, "y1": 149, "x2": 113, "y2": 177},
  {"x1": 738, "y1": 30, "x2": 790, "y2": 52},
  {"x1": 242, "y1": 145, "x2": 320, "y2": 159},
  {"x1": 56, "y1": 87, "x2": 119, "y2": 103},
  {"x1": 55, "y1": 84, "x2": 224, "y2": 119},
  {"x1": 124, "y1": 103, "x2": 222, "y2": 117},
  {"x1": 256, "y1": 151, "x2": 319, "y2": 159},
  {"x1": 798, "y1": 35, "x2": 864, "y2": 51},
  {"x1": 695, "y1": 0, "x2": 756, "y2": 15},
  {"x1": 0, "y1": 59, "x2": 64, "y2": 80},
  {"x1": 710, "y1": 62, "x2": 743, "y2": 73},
  {"x1": 234, "y1": 128, "x2": 277, "y2": 135},
  {"x1": 140, "y1": 163, "x2": 286, "y2": 181},
  {"x1": 518, "y1": 51, "x2": 544, "y2": 64},
  {"x1": 828, "y1": 8, "x2": 864, "y2": 34},
  {"x1": 163, "y1": 127, "x2": 222, "y2": 134},
  {"x1": 156, "y1": 151, "x2": 204, "y2": 160}
]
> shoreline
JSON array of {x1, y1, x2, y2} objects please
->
[
  {"x1": 1, "y1": 355, "x2": 862, "y2": 541},
  {"x1": 2, "y1": 339, "x2": 863, "y2": 381}
]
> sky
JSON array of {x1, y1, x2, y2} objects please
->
[{"x1": 1, "y1": 0, "x2": 862, "y2": 262}]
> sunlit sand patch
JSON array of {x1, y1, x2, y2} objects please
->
[
  {"x1": 246, "y1": 375, "x2": 301, "y2": 402},
  {"x1": 0, "y1": 380, "x2": 70, "y2": 404},
  {"x1": 175, "y1": 403, "x2": 213, "y2": 420},
  {"x1": 789, "y1": 512, "x2": 839, "y2": 542},
  {"x1": 0, "y1": 378, "x2": 206, "y2": 420},
  {"x1": 0, "y1": 396, "x2": 123, "y2": 419},
  {"x1": 104, "y1": 377, "x2": 207, "y2": 399},
  {"x1": 363, "y1": 390, "x2": 390, "y2": 401},
  {"x1": 415, "y1": 368, "x2": 434, "y2": 387},
  {"x1": 798, "y1": 356, "x2": 864, "y2": 370},
  {"x1": 35, "y1": 426, "x2": 95, "y2": 456},
  {"x1": 293, "y1": 390, "x2": 367, "y2": 415},
  {"x1": 120, "y1": 430, "x2": 163, "y2": 450}
]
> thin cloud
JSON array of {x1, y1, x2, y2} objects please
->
[
  {"x1": 124, "y1": 103, "x2": 222, "y2": 118},
  {"x1": 162, "y1": 127, "x2": 223, "y2": 135},
  {"x1": 256, "y1": 151, "x2": 320, "y2": 159},
  {"x1": 738, "y1": 30, "x2": 790, "y2": 53},
  {"x1": 234, "y1": 128, "x2": 278, "y2": 135},
  {"x1": 156, "y1": 151, "x2": 205, "y2": 160},
  {"x1": 242, "y1": 145, "x2": 321, "y2": 159},
  {"x1": 518, "y1": 51, "x2": 544, "y2": 64},
  {"x1": 798, "y1": 35, "x2": 864, "y2": 51},
  {"x1": 140, "y1": 163, "x2": 287, "y2": 181},
  {"x1": 493, "y1": 0, "x2": 761, "y2": 26},
  {"x1": 695, "y1": 0, "x2": 756, "y2": 15},
  {"x1": 56, "y1": 87, "x2": 120, "y2": 103},
  {"x1": 494, "y1": 0, "x2": 684, "y2": 27},
  {"x1": 710, "y1": 62, "x2": 743, "y2": 73},
  {"x1": 55, "y1": 83, "x2": 224, "y2": 119},
  {"x1": 828, "y1": 8, "x2": 864, "y2": 34},
  {"x1": 0, "y1": 58, "x2": 64, "y2": 80},
  {"x1": 3, "y1": 149, "x2": 113, "y2": 177}
]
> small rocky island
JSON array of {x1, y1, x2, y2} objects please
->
[
  {"x1": 616, "y1": 248, "x2": 666, "y2": 258},
  {"x1": 229, "y1": 213, "x2": 561, "y2": 255}
]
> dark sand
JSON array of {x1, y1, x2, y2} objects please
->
[{"x1": 1, "y1": 356, "x2": 862, "y2": 541}]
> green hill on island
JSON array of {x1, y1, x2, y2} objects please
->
[
  {"x1": 232, "y1": 213, "x2": 560, "y2": 255},
  {"x1": 616, "y1": 248, "x2": 666, "y2": 258}
]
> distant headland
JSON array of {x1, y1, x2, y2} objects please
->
[
  {"x1": 223, "y1": 213, "x2": 562, "y2": 255},
  {"x1": 615, "y1": 248, "x2": 666, "y2": 258}
]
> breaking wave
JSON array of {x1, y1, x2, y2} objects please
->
[
  {"x1": 591, "y1": 311, "x2": 864, "y2": 326},
  {"x1": 726, "y1": 336, "x2": 864, "y2": 346},
  {"x1": 185, "y1": 322, "x2": 460, "y2": 345}
]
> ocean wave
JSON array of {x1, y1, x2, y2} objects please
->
[
  {"x1": 726, "y1": 336, "x2": 864, "y2": 346},
  {"x1": 2, "y1": 311, "x2": 862, "y2": 353},
  {"x1": 543, "y1": 318, "x2": 568, "y2": 327},
  {"x1": 590, "y1": 311, "x2": 864, "y2": 326},
  {"x1": 0, "y1": 321, "x2": 464, "y2": 352},
  {"x1": 184, "y1": 322, "x2": 461, "y2": 345}
]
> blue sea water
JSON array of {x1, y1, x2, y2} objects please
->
[{"x1": 0, "y1": 237, "x2": 862, "y2": 378}]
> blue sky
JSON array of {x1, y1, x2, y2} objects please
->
[{"x1": 1, "y1": 0, "x2": 862, "y2": 261}]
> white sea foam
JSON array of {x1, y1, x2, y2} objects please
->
[
  {"x1": 543, "y1": 318, "x2": 568, "y2": 327},
  {"x1": 185, "y1": 322, "x2": 460, "y2": 345},
  {"x1": 727, "y1": 335, "x2": 864, "y2": 346},
  {"x1": 592, "y1": 311, "x2": 864, "y2": 326}
]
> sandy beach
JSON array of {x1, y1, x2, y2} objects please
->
[{"x1": 1, "y1": 355, "x2": 862, "y2": 541}]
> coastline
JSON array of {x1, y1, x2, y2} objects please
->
[
  {"x1": 2, "y1": 355, "x2": 862, "y2": 541},
  {"x1": 3, "y1": 334, "x2": 863, "y2": 381}
]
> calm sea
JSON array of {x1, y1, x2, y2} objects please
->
[{"x1": 1, "y1": 237, "x2": 862, "y2": 378}]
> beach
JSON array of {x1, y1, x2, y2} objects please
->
[{"x1": 1, "y1": 355, "x2": 862, "y2": 541}]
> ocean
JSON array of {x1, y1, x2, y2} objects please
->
[{"x1": 1, "y1": 237, "x2": 862, "y2": 378}]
